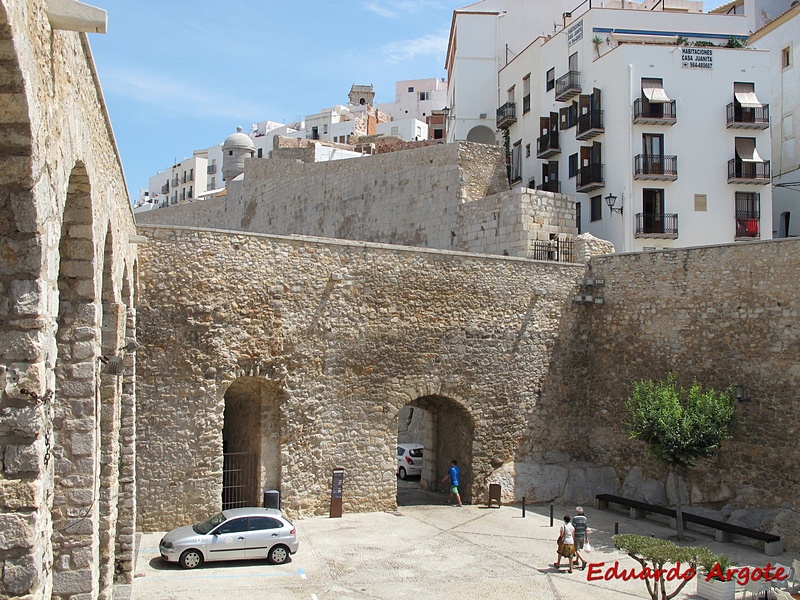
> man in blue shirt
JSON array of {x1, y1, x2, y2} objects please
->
[{"x1": 442, "y1": 460, "x2": 463, "y2": 506}]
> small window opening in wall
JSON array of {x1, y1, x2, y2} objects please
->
[{"x1": 782, "y1": 46, "x2": 791, "y2": 69}]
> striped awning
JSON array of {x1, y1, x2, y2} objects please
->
[
  {"x1": 734, "y1": 82, "x2": 762, "y2": 108},
  {"x1": 642, "y1": 80, "x2": 670, "y2": 104}
]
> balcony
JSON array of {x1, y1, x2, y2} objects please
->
[
  {"x1": 727, "y1": 159, "x2": 770, "y2": 184},
  {"x1": 555, "y1": 71, "x2": 581, "y2": 102},
  {"x1": 726, "y1": 103, "x2": 769, "y2": 130},
  {"x1": 576, "y1": 162, "x2": 604, "y2": 193},
  {"x1": 633, "y1": 98, "x2": 677, "y2": 125},
  {"x1": 735, "y1": 215, "x2": 760, "y2": 239},
  {"x1": 171, "y1": 177, "x2": 179, "y2": 187},
  {"x1": 496, "y1": 102, "x2": 517, "y2": 129},
  {"x1": 207, "y1": 164, "x2": 217, "y2": 174},
  {"x1": 536, "y1": 180, "x2": 561, "y2": 193},
  {"x1": 161, "y1": 183, "x2": 169, "y2": 194},
  {"x1": 575, "y1": 110, "x2": 604, "y2": 140},
  {"x1": 536, "y1": 131, "x2": 560, "y2": 158},
  {"x1": 522, "y1": 94, "x2": 530, "y2": 114},
  {"x1": 635, "y1": 213, "x2": 679, "y2": 239},
  {"x1": 634, "y1": 155, "x2": 678, "y2": 181}
]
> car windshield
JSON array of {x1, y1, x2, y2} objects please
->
[
  {"x1": 409, "y1": 448, "x2": 423, "y2": 458},
  {"x1": 193, "y1": 512, "x2": 227, "y2": 535}
]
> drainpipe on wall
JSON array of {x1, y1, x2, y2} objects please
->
[{"x1": 627, "y1": 63, "x2": 634, "y2": 253}]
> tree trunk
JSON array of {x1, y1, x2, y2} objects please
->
[{"x1": 672, "y1": 468, "x2": 685, "y2": 539}]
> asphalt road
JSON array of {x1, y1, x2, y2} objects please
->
[{"x1": 128, "y1": 482, "x2": 795, "y2": 600}]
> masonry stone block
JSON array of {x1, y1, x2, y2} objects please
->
[
  {"x1": 0, "y1": 513, "x2": 36, "y2": 551},
  {"x1": 71, "y1": 432, "x2": 95, "y2": 456},
  {"x1": 2, "y1": 554, "x2": 38, "y2": 595},
  {"x1": 53, "y1": 570, "x2": 93, "y2": 594},
  {"x1": 10, "y1": 279, "x2": 46, "y2": 316},
  {"x1": 3, "y1": 440, "x2": 42, "y2": 474}
]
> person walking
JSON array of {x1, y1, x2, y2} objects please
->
[
  {"x1": 554, "y1": 515, "x2": 576, "y2": 573},
  {"x1": 573, "y1": 506, "x2": 590, "y2": 569},
  {"x1": 441, "y1": 460, "x2": 463, "y2": 506}
]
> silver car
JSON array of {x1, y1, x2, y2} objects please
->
[{"x1": 159, "y1": 507, "x2": 299, "y2": 569}]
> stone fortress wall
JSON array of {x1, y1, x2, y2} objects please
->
[
  {"x1": 0, "y1": 1, "x2": 139, "y2": 598},
  {"x1": 135, "y1": 225, "x2": 800, "y2": 552},
  {"x1": 135, "y1": 142, "x2": 579, "y2": 259},
  {"x1": 134, "y1": 225, "x2": 585, "y2": 532}
]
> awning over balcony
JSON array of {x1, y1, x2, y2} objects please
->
[
  {"x1": 735, "y1": 138, "x2": 763, "y2": 163},
  {"x1": 642, "y1": 80, "x2": 670, "y2": 103},
  {"x1": 734, "y1": 83, "x2": 762, "y2": 108}
]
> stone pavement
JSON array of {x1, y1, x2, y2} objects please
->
[{"x1": 130, "y1": 494, "x2": 796, "y2": 600}]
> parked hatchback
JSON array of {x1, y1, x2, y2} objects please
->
[
  {"x1": 397, "y1": 443, "x2": 424, "y2": 479},
  {"x1": 159, "y1": 507, "x2": 298, "y2": 569}
]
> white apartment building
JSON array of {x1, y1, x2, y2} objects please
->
[
  {"x1": 377, "y1": 78, "x2": 447, "y2": 139},
  {"x1": 496, "y1": 4, "x2": 772, "y2": 252},
  {"x1": 147, "y1": 153, "x2": 209, "y2": 208},
  {"x1": 445, "y1": 0, "x2": 580, "y2": 144},
  {"x1": 745, "y1": 3, "x2": 799, "y2": 237}
]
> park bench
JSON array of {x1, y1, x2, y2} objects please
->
[{"x1": 595, "y1": 494, "x2": 783, "y2": 556}]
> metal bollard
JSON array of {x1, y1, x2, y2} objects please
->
[
  {"x1": 522, "y1": 496, "x2": 526, "y2": 518},
  {"x1": 550, "y1": 504, "x2": 554, "y2": 527},
  {"x1": 615, "y1": 521, "x2": 619, "y2": 535}
]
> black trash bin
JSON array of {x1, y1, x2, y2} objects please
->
[{"x1": 263, "y1": 489, "x2": 281, "y2": 510}]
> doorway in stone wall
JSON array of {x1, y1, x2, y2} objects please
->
[
  {"x1": 396, "y1": 395, "x2": 474, "y2": 506},
  {"x1": 222, "y1": 377, "x2": 283, "y2": 509}
]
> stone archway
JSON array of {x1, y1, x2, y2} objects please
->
[
  {"x1": 222, "y1": 377, "x2": 284, "y2": 509},
  {"x1": 399, "y1": 395, "x2": 475, "y2": 504},
  {"x1": 466, "y1": 125, "x2": 496, "y2": 145}
]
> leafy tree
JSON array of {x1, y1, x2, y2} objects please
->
[
  {"x1": 625, "y1": 374, "x2": 735, "y2": 539},
  {"x1": 613, "y1": 534, "x2": 720, "y2": 600}
]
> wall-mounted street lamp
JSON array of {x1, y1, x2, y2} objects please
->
[
  {"x1": 605, "y1": 193, "x2": 623, "y2": 215},
  {"x1": 735, "y1": 384, "x2": 751, "y2": 402}
]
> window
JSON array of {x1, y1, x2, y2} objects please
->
[
  {"x1": 248, "y1": 517, "x2": 282, "y2": 531},
  {"x1": 408, "y1": 86, "x2": 414, "y2": 92},
  {"x1": 546, "y1": 68, "x2": 555, "y2": 92},
  {"x1": 189, "y1": 168, "x2": 194, "y2": 181},
  {"x1": 568, "y1": 52, "x2": 578, "y2": 72},
  {"x1": 525, "y1": 143, "x2": 531, "y2": 158},
  {"x1": 523, "y1": 74, "x2": 531, "y2": 113},
  {"x1": 257, "y1": 148, "x2": 263, "y2": 158},
  {"x1": 311, "y1": 126, "x2": 319, "y2": 140},
  {"x1": 216, "y1": 518, "x2": 248, "y2": 535},
  {"x1": 228, "y1": 150, "x2": 233, "y2": 155},
  {"x1": 507, "y1": 85, "x2": 515, "y2": 104},
  {"x1": 420, "y1": 91, "x2": 430, "y2": 101},
  {"x1": 576, "y1": 202, "x2": 582, "y2": 234},
  {"x1": 188, "y1": 186, "x2": 192, "y2": 198},
  {"x1": 511, "y1": 141, "x2": 522, "y2": 182},
  {"x1": 782, "y1": 46, "x2": 791, "y2": 69},
  {"x1": 568, "y1": 153, "x2": 578, "y2": 178},
  {"x1": 590, "y1": 195, "x2": 602, "y2": 221},
  {"x1": 433, "y1": 129, "x2": 444, "y2": 139},
  {"x1": 323, "y1": 124, "x2": 328, "y2": 134},
  {"x1": 735, "y1": 191, "x2": 760, "y2": 237}
]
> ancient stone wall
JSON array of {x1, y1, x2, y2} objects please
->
[
  {"x1": 525, "y1": 238, "x2": 800, "y2": 550},
  {"x1": 135, "y1": 225, "x2": 584, "y2": 532},
  {"x1": 0, "y1": 1, "x2": 138, "y2": 598}
]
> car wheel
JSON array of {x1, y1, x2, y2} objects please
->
[
  {"x1": 269, "y1": 544, "x2": 290, "y2": 565},
  {"x1": 398, "y1": 467, "x2": 407, "y2": 480},
  {"x1": 179, "y1": 549, "x2": 203, "y2": 569}
]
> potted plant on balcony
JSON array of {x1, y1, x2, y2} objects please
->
[
  {"x1": 696, "y1": 555, "x2": 736, "y2": 600},
  {"x1": 592, "y1": 35, "x2": 603, "y2": 57}
]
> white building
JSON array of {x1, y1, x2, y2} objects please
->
[
  {"x1": 375, "y1": 118, "x2": 428, "y2": 141},
  {"x1": 147, "y1": 153, "x2": 209, "y2": 208},
  {"x1": 377, "y1": 78, "x2": 447, "y2": 138},
  {"x1": 494, "y1": 2, "x2": 772, "y2": 252},
  {"x1": 445, "y1": 0, "x2": 581, "y2": 144},
  {"x1": 745, "y1": 3, "x2": 799, "y2": 237}
]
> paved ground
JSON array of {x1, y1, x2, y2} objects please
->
[{"x1": 129, "y1": 483, "x2": 796, "y2": 600}]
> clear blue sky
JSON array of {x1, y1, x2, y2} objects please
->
[{"x1": 88, "y1": 1, "x2": 720, "y2": 200}]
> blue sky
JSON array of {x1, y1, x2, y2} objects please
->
[{"x1": 88, "y1": 0, "x2": 719, "y2": 200}]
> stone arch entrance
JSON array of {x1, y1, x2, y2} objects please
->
[
  {"x1": 398, "y1": 395, "x2": 475, "y2": 505},
  {"x1": 466, "y1": 125, "x2": 496, "y2": 145},
  {"x1": 222, "y1": 377, "x2": 284, "y2": 509}
]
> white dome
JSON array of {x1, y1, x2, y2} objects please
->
[{"x1": 222, "y1": 126, "x2": 255, "y2": 152}]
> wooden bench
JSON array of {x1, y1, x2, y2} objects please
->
[{"x1": 595, "y1": 494, "x2": 783, "y2": 556}]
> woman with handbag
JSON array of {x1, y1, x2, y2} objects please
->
[{"x1": 553, "y1": 515, "x2": 576, "y2": 573}]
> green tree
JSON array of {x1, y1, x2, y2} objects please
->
[
  {"x1": 625, "y1": 374, "x2": 735, "y2": 539},
  {"x1": 613, "y1": 534, "x2": 720, "y2": 600}
]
